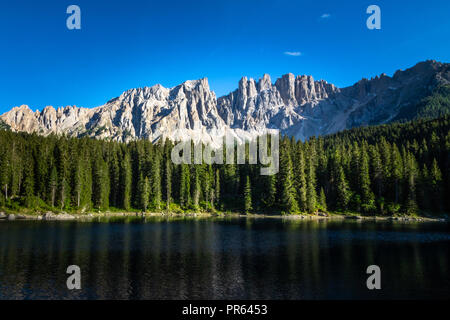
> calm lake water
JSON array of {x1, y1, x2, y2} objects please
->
[{"x1": 0, "y1": 217, "x2": 448, "y2": 300}]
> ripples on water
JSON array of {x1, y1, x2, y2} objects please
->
[{"x1": 0, "y1": 217, "x2": 448, "y2": 300}]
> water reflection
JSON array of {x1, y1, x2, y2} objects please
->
[{"x1": 0, "y1": 218, "x2": 448, "y2": 299}]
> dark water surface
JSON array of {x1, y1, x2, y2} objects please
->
[{"x1": 0, "y1": 217, "x2": 448, "y2": 300}]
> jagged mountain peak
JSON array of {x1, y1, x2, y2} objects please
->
[
  {"x1": 1, "y1": 60, "x2": 448, "y2": 143},
  {"x1": 181, "y1": 77, "x2": 210, "y2": 90},
  {"x1": 116, "y1": 78, "x2": 210, "y2": 100},
  {"x1": 12, "y1": 104, "x2": 33, "y2": 112}
]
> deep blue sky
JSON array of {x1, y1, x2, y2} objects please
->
[{"x1": 1, "y1": 0, "x2": 449, "y2": 113}]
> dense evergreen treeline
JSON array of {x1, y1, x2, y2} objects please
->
[
  {"x1": 393, "y1": 84, "x2": 450, "y2": 122},
  {"x1": 0, "y1": 116, "x2": 449, "y2": 216}
]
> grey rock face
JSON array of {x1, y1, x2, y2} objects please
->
[
  {"x1": 1, "y1": 60, "x2": 448, "y2": 143},
  {"x1": 42, "y1": 212, "x2": 75, "y2": 220},
  {"x1": 219, "y1": 60, "x2": 449, "y2": 140},
  {"x1": 217, "y1": 72, "x2": 340, "y2": 140}
]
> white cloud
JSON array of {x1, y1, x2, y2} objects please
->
[
  {"x1": 320, "y1": 13, "x2": 331, "y2": 19},
  {"x1": 284, "y1": 51, "x2": 302, "y2": 57}
]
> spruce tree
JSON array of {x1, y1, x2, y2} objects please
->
[
  {"x1": 244, "y1": 175, "x2": 252, "y2": 214},
  {"x1": 92, "y1": 155, "x2": 110, "y2": 210},
  {"x1": 192, "y1": 166, "x2": 201, "y2": 210},
  {"x1": 418, "y1": 164, "x2": 430, "y2": 211},
  {"x1": 49, "y1": 166, "x2": 58, "y2": 208},
  {"x1": 336, "y1": 166, "x2": 351, "y2": 211},
  {"x1": 55, "y1": 140, "x2": 70, "y2": 210},
  {"x1": 73, "y1": 159, "x2": 83, "y2": 208},
  {"x1": 108, "y1": 149, "x2": 120, "y2": 207},
  {"x1": 80, "y1": 148, "x2": 92, "y2": 210},
  {"x1": 214, "y1": 169, "x2": 221, "y2": 209},
  {"x1": 306, "y1": 155, "x2": 317, "y2": 214},
  {"x1": 165, "y1": 158, "x2": 172, "y2": 210},
  {"x1": 22, "y1": 162, "x2": 34, "y2": 208},
  {"x1": 150, "y1": 154, "x2": 162, "y2": 210},
  {"x1": 139, "y1": 174, "x2": 150, "y2": 211},
  {"x1": 9, "y1": 141, "x2": 22, "y2": 198},
  {"x1": 261, "y1": 174, "x2": 276, "y2": 210},
  {"x1": 404, "y1": 152, "x2": 418, "y2": 214},
  {"x1": 359, "y1": 147, "x2": 375, "y2": 214},
  {"x1": 294, "y1": 147, "x2": 307, "y2": 212},
  {"x1": 180, "y1": 164, "x2": 191, "y2": 208},
  {"x1": 279, "y1": 142, "x2": 299, "y2": 214},
  {"x1": 430, "y1": 158, "x2": 443, "y2": 212},
  {"x1": 391, "y1": 144, "x2": 403, "y2": 204},
  {"x1": 370, "y1": 145, "x2": 383, "y2": 197},
  {"x1": 120, "y1": 152, "x2": 132, "y2": 211},
  {"x1": 319, "y1": 188, "x2": 327, "y2": 212},
  {"x1": 0, "y1": 152, "x2": 10, "y2": 203}
]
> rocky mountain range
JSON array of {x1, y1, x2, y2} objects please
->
[{"x1": 1, "y1": 60, "x2": 449, "y2": 144}]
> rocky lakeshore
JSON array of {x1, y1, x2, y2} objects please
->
[
  {"x1": 0, "y1": 211, "x2": 446, "y2": 223},
  {"x1": 0, "y1": 211, "x2": 219, "y2": 221}
]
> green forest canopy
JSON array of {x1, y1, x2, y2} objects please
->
[{"x1": 0, "y1": 115, "x2": 449, "y2": 216}]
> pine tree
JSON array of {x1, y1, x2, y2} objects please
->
[
  {"x1": 279, "y1": 142, "x2": 299, "y2": 214},
  {"x1": 150, "y1": 154, "x2": 162, "y2": 210},
  {"x1": 92, "y1": 155, "x2": 110, "y2": 210},
  {"x1": 120, "y1": 152, "x2": 132, "y2": 211},
  {"x1": 244, "y1": 175, "x2": 252, "y2": 214},
  {"x1": 80, "y1": 147, "x2": 92, "y2": 210},
  {"x1": 370, "y1": 145, "x2": 383, "y2": 197},
  {"x1": 294, "y1": 147, "x2": 307, "y2": 212},
  {"x1": 319, "y1": 187, "x2": 327, "y2": 212},
  {"x1": 49, "y1": 166, "x2": 58, "y2": 208},
  {"x1": 192, "y1": 166, "x2": 201, "y2": 210},
  {"x1": 261, "y1": 174, "x2": 276, "y2": 210},
  {"x1": 22, "y1": 162, "x2": 34, "y2": 208},
  {"x1": 404, "y1": 152, "x2": 418, "y2": 214},
  {"x1": 214, "y1": 169, "x2": 221, "y2": 209},
  {"x1": 306, "y1": 155, "x2": 317, "y2": 214},
  {"x1": 9, "y1": 141, "x2": 22, "y2": 198},
  {"x1": 391, "y1": 144, "x2": 403, "y2": 204},
  {"x1": 349, "y1": 144, "x2": 360, "y2": 191},
  {"x1": 73, "y1": 159, "x2": 83, "y2": 208},
  {"x1": 336, "y1": 166, "x2": 351, "y2": 211},
  {"x1": 430, "y1": 158, "x2": 443, "y2": 212},
  {"x1": 379, "y1": 139, "x2": 392, "y2": 201},
  {"x1": 180, "y1": 164, "x2": 191, "y2": 208},
  {"x1": 139, "y1": 174, "x2": 150, "y2": 211},
  {"x1": 108, "y1": 148, "x2": 120, "y2": 207},
  {"x1": 0, "y1": 152, "x2": 10, "y2": 204},
  {"x1": 418, "y1": 164, "x2": 430, "y2": 211},
  {"x1": 165, "y1": 158, "x2": 172, "y2": 210},
  {"x1": 359, "y1": 146, "x2": 375, "y2": 214},
  {"x1": 33, "y1": 143, "x2": 49, "y2": 201},
  {"x1": 55, "y1": 140, "x2": 70, "y2": 210}
]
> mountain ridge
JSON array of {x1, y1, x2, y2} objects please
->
[{"x1": 1, "y1": 60, "x2": 449, "y2": 143}]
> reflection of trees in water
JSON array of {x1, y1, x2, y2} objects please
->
[{"x1": 0, "y1": 219, "x2": 448, "y2": 299}]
